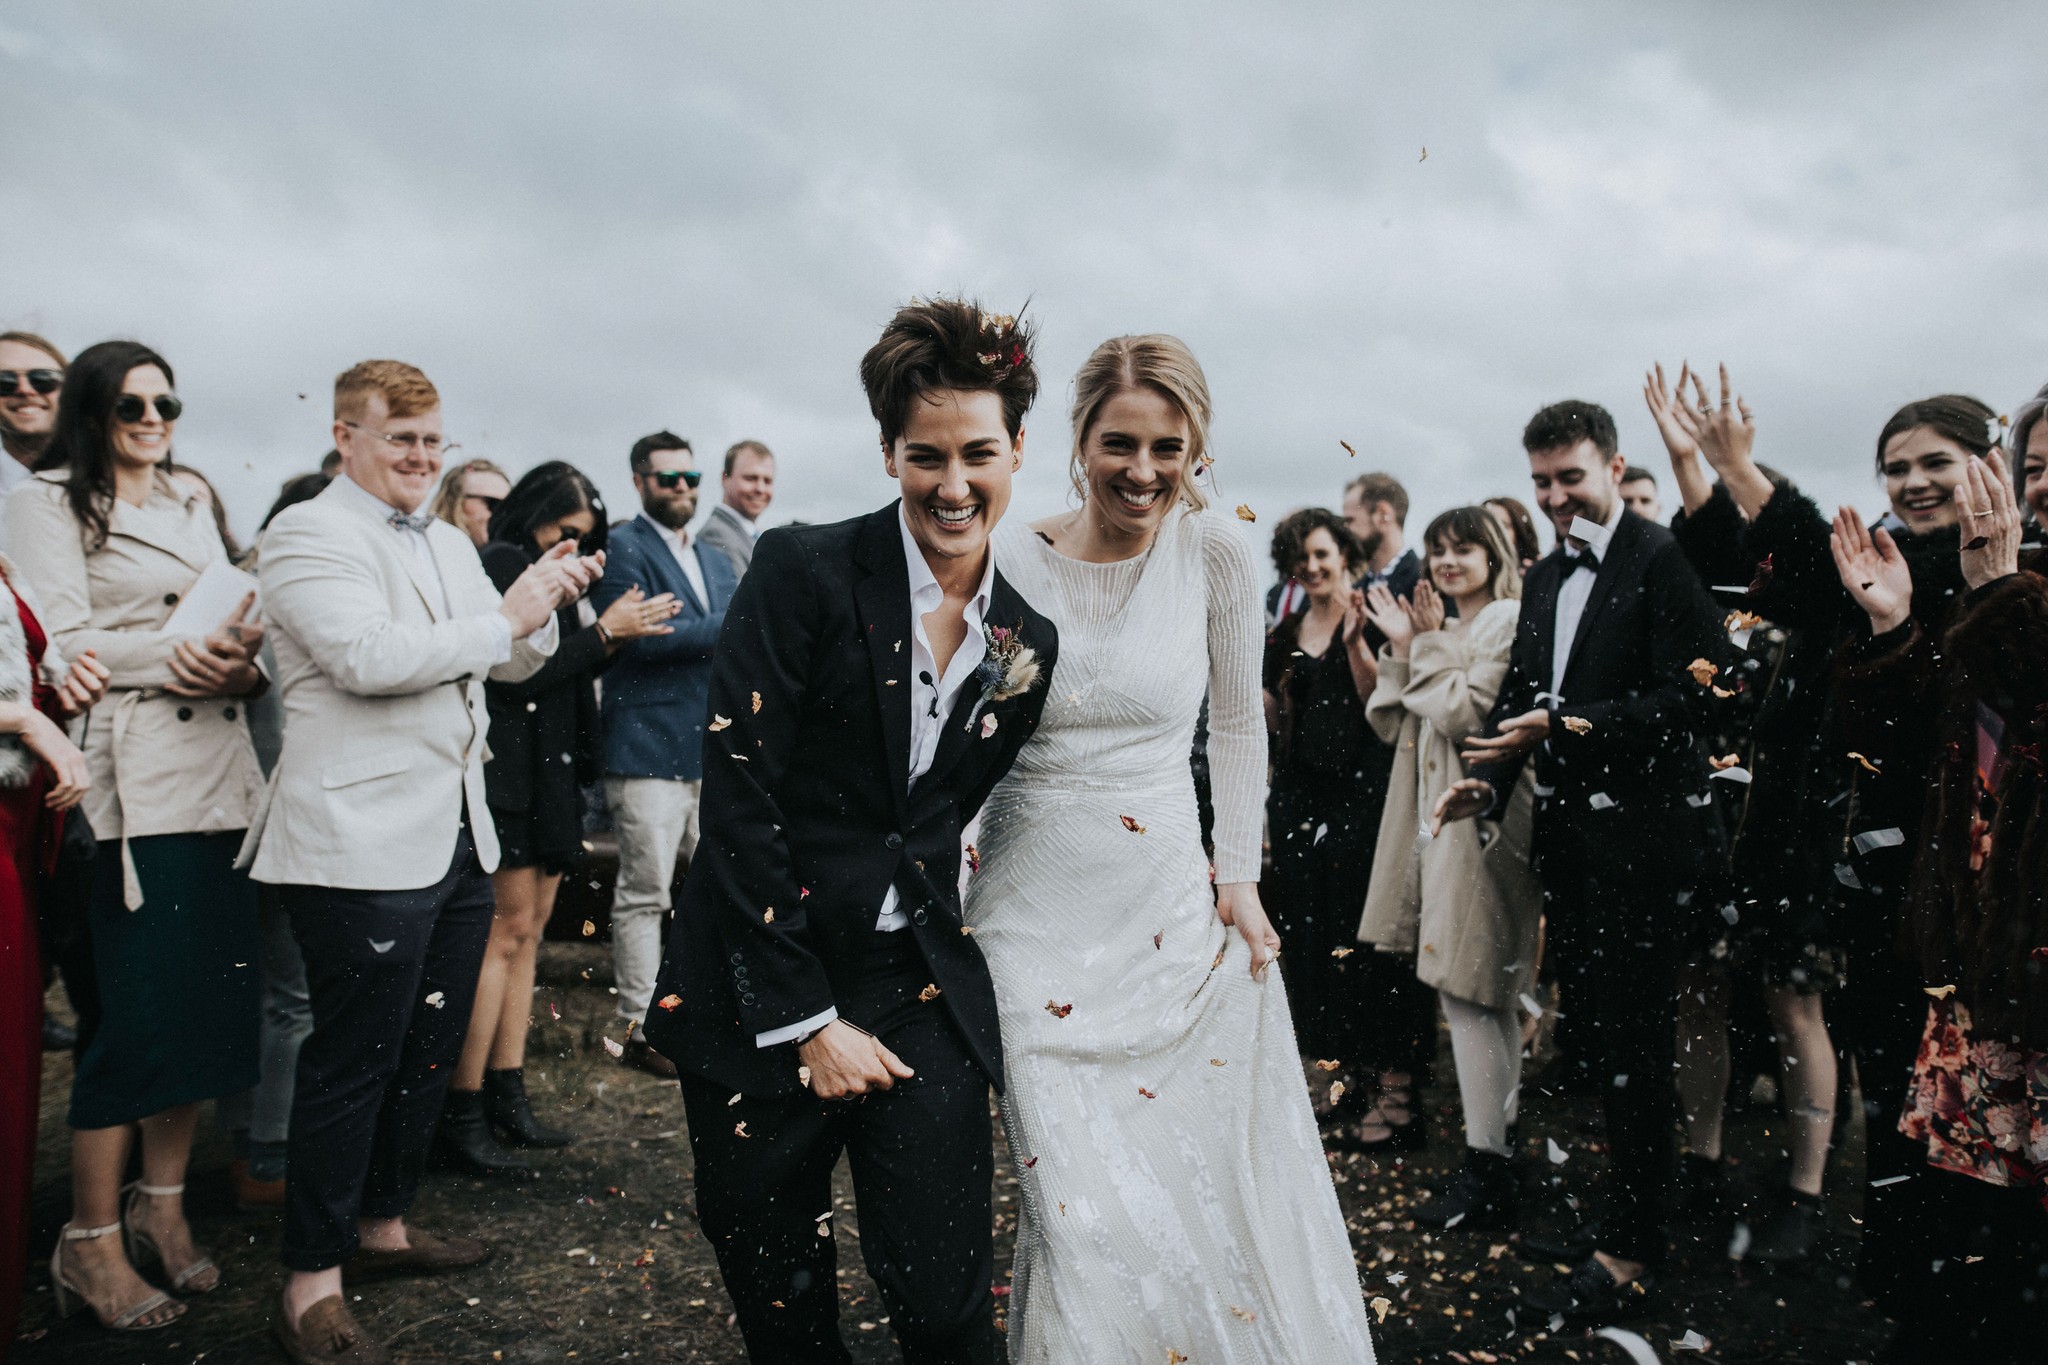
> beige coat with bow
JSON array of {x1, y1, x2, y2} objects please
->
[
  {"x1": 1358, "y1": 598, "x2": 1542, "y2": 1010},
  {"x1": 3, "y1": 471, "x2": 267, "y2": 907}
]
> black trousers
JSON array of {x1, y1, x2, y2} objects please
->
[
  {"x1": 1543, "y1": 866, "x2": 1684, "y2": 1264},
  {"x1": 682, "y1": 932, "x2": 994, "y2": 1365},
  {"x1": 278, "y1": 828, "x2": 494, "y2": 1271}
]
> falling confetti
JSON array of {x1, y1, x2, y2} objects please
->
[
  {"x1": 1924, "y1": 984, "x2": 1957, "y2": 999},
  {"x1": 1369, "y1": 1296, "x2": 1393, "y2": 1324},
  {"x1": 1686, "y1": 658, "x2": 1719, "y2": 686},
  {"x1": 1314, "y1": 1059, "x2": 1342, "y2": 1072},
  {"x1": 1709, "y1": 753, "x2": 1742, "y2": 770},
  {"x1": 1045, "y1": 1001, "x2": 1074, "y2": 1018},
  {"x1": 727, "y1": 1093, "x2": 742, "y2": 1107},
  {"x1": 657, "y1": 994, "x2": 681, "y2": 1011},
  {"x1": 733, "y1": 1122, "x2": 750, "y2": 1138},
  {"x1": 1562, "y1": 715, "x2": 1592, "y2": 735},
  {"x1": 1724, "y1": 609, "x2": 1764, "y2": 632},
  {"x1": 1340, "y1": 439, "x2": 1358, "y2": 458},
  {"x1": 1235, "y1": 504, "x2": 1257, "y2": 522},
  {"x1": 1210, "y1": 1058, "x2": 1227, "y2": 1067},
  {"x1": 1547, "y1": 1137, "x2": 1569, "y2": 1164},
  {"x1": 424, "y1": 991, "x2": 445, "y2": 1009},
  {"x1": 1329, "y1": 1081, "x2": 1347, "y2": 1106},
  {"x1": 603, "y1": 1037, "x2": 625, "y2": 1058},
  {"x1": 918, "y1": 983, "x2": 942, "y2": 1002},
  {"x1": 1670, "y1": 1330, "x2": 1711, "y2": 1353},
  {"x1": 966, "y1": 844, "x2": 981, "y2": 873},
  {"x1": 751, "y1": 692, "x2": 762, "y2": 714},
  {"x1": 1848, "y1": 750, "x2": 1882, "y2": 775},
  {"x1": 582, "y1": 919, "x2": 597, "y2": 937},
  {"x1": 1331, "y1": 946, "x2": 1355, "y2": 959},
  {"x1": 981, "y1": 713, "x2": 999, "y2": 739},
  {"x1": 1229, "y1": 1305, "x2": 1258, "y2": 1322},
  {"x1": 1138, "y1": 1087, "x2": 1157, "y2": 1099},
  {"x1": 1419, "y1": 146, "x2": 1428, "y2": 161},
  {"x1": 708, "y1": 715, "x2": 732, "y2": 732},
  {"x1": 763, "y1": 908, "x2": 776, "y2": 924},
  {"x1": 1120, "y1": 815, "x2": 1147, "y2": 834},
  {"x1": 369, "y1": 938, "x2": 395, "y2": 954}
]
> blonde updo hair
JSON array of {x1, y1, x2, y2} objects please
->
[{"x1": 1069, "y1": 334, "x2": 1212, "y2": 513}]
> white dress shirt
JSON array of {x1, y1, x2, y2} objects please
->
[
  {"x1": 716, "y1": 502, "x2": 760, "y2": 539},
  {"x1": 331, "y1": 473, "x2": 556, "y2": 657},
  {"x1": 640, "y1": 512, "x2": 711, "y2": 611},
  {"x1": 754, "y1": 506, "x2": 996, "y2": 1049},
  {"x1": 1548, "y1": 501, "x2": 1624, "y2": 701}
]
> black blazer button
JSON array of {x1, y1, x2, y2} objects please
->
[
  {"x1": 176, "y1": 706, "x2": 193, "y2": 721},
  {"x1": 739, "y1": 992, "x2": 756, "y2": 1006},
  {"x1": 912, "y1": 908, "x2": 928, "y2": 926},
  {"x1": 163, "y1": 592, "x2": 179, "y2": 606},
  {"x1": 885, "y1": 832, "x2": 904, "y2": 850},
  {"x1": 223, "y1": 706, "x2": 238, "y2": 721},
  {"x1": 729, "y1": 952, "x2": 743, "y2": 965}
]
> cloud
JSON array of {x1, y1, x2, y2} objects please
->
[{"x1": 5, "y1": 1, "x2": 2045, "y2": 549}]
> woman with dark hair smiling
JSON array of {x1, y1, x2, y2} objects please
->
[
  {"x1": 434, "y1": 461, "x2": 679, "y2": 1172},
  {"x1": 5, "y1": 340, "x2": 266, "y2": 1333}
]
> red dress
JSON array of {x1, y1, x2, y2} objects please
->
[{"x1": 0, "y1": 581, "x2": 59, "y2": 1354}]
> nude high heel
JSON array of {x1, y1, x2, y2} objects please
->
[
  {"x1": 49, "y1": 1221, "x2": 185, "y2": 1331},
  {"x1": 122, "y1": 1181, "x2": 220, "y2": 1294}
]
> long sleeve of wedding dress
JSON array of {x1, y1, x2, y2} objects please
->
[{"x1": 1200, "y1": 512, "x2": 1268, "y2": 884}]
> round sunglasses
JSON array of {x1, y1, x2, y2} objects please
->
[
  {"x1": 0, "y1": 369, "x2": 62, "y2": 397},
  {"x1": 113, "y1": 394, "x2": 184, "y2": 424}
]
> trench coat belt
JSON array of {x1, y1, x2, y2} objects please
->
[{"x1": 107, "y1": 688, "x2": 148, "y2": 910}]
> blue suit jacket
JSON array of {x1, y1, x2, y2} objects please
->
[{"x1": 592, "y1": 516, "x2": 740, "y2": 780}]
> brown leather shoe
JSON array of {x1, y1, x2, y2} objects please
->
[
  {"x1": 345, "y1": 1227, "x2": 492, "y2": 1283},
  {"x1": 273, "y1": 1293, "x2": 391, "y2": 1364},
  {"x1": 619, "y1": 1028, "x2": 678, "y2": 1080},
  {"x1": 233, "y1": 1158, "x2": 286, "y2": 1212}
]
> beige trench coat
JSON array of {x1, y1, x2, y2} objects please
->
[
  {"x1": 1357, "y1": 598, "x2": 1541, "y2": 1010},
  {"x1": 3, "y1": 471, "x2": 265, "y2": 906}
]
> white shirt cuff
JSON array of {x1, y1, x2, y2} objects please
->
[
  {"x1": 488, "y1": 612, "x2": 559, "y2": 664},
  {"x1": 755, "y1": 1006, "x2": 837, "y2": 1049}
]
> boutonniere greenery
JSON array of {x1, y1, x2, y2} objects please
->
[{"x1": 966, "y1": 622, "x2": 1041, "y2": 730}]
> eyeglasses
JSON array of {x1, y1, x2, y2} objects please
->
[
  {"x1": 113, "y1": 394, "x2": 184, "y2": 423},
  {"x1": 647, "y1": 469, "x2": 702, "y2": 490},
  {"x1": 0, "y1": 369, "x2": 62, "y2": 397},
  {"x1": 343, "y1": 420, "x2": 458, "y2": 456}
]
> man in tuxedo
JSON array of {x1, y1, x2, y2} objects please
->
[
  {"x1": 593, "y1": 430, "x2": 738, "y2": 1075},
  {"x1": 696, "y1": 438, "x2": 775, "y2": 577},
  {"x1": 642, "y1": 298, "x2": 1056, "y2": 1364},
  {"x1": 1435, "y1": 399, "x2": 1728, "y2": 1325},
  {"x1": 244, "y1": 360, "x2": 598, "y2": 1365}
]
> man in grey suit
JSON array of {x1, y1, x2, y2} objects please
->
[{"x1": 694, "y1": 438, "x2": 775, "y2": 577}]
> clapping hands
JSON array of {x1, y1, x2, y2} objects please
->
[
  {"x1": 501, "y1": 541, "x2": 607, "y2": 637},
  {"x1": 1957, "y1": 448, "x2": 2022, "y2": 590},
  {"x1": 1361, "y1": 582, "x2": 1443, "y2": 658},
  {"x1": 1828, "y1": 507, "x2": 1911, "y2": 634}
]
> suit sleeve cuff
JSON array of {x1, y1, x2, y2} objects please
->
[{"x1": 755, "y1": 1006, "x2": 837, "y2": 1049}]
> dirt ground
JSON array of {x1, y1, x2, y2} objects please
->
[{"x1": 19, "y1": 942, "x2": 1895, "y2": 1364}]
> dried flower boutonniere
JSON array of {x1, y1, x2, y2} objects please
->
[{"x1": 966, "y1": 622, "x2": 1041, "y2": 730}]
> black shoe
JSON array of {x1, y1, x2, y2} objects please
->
[
  {"x1": 1673, "y1": 1152, "x2": 1729, "y2": 1223},
  {"x1": 1520, "y1": 1217, "x2": 1602, "y2": 1263},
  {"x1": 41, "y1": 1015, "x2": 76, "y2": 1052},
  {"x1": 433, "y1": 1089, "x2": 538, "y2": 1179},
  {"x1": 483, "y1": 1068, "x2": 573, "y2": 1149},
  {"x1": 618, "y1": 1027, "x2": 679, "y2": 1080},
  {"x1": 1524, "y1": 1256, "x2": 1653, "y2": 1326},
  {"x1": 1742, "y1": 1188, "x2": 1822, "y2": 1264},
  {"x1": 1414, "y1": 1150, "x2": 1520, "y2": 1231}
]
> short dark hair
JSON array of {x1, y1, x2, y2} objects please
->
[
  {"x1": 1874, "y1": 394, "x2": 1997, "y2": 471},
  {"x1": 630, "y1": 430, "x2": 691, "y2": 476},
  {"x1": 490, "y1": 460, "x2": 610, "y2": 559},
  {"x1": 1344, "y1": 471, "x2": 1409, "y2": 527},
  {"x1": 1621, "y1": 466, "x2": 1657, "y2": 486},
  {"x1": 722, "y1": 439, "x2": 773, "y2": 478},
  {"x1": 1523, "y1": 400, "x2": 1618, "y2": 459},
  {"x1": 859, "y1": 297, "x2": 1038, "y2": 450},
  {"x1": 1271, "y1": 507, "x2": 1364, "y2": 577}
]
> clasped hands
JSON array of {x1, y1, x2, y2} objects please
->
[
  {"x1": 167, "y1": 592, "x2": 264, "y2": 698},
  {"x1": 499, "y1": 540, "x2": 607, "y2": 637},
  {"x1": 1428, "y1": 707, "x2": 1551, "y2": 835}
]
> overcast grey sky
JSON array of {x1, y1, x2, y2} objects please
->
[{"x1": 7, "y1": 2, "x2": 2047, "y2": 557}]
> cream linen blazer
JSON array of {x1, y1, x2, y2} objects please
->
[
  {"x1": 237, "y1": 479, "x2": 550, "y2": 891},
  {"x1": 4, "y1": 471, "x2": 266, "y2": 907}
]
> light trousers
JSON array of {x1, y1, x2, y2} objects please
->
[
  {"x1": 1440, "y1": 990, "x2": 1522, "y2": 1157},
  {"x1": 604, "y1": 775, "x2": 702, "y2": 1025}
]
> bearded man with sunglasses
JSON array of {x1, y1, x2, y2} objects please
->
[
  {"x1": 591, "y1": 431, "x2": 738, "y2": 1075},
  {"x1": 0, "y1": 331, "x2": 66, "y2": 550}
]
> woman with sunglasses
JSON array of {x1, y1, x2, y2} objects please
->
[
  {"x1": 4, "y1": 340, "x2": 267, "y2": 1333},
  {"x1": 435, "y1": 461, "x2": 680, "y2": 1172},
  {"x1": 429, "y1": 457, "x2": 512, "y2": 548}
]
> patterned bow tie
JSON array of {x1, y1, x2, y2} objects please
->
[
  {"x1": 1560, "y1": 550, "x2": 1599, "y2": 578},
  {"x1": 388, "y1": 510, "x2": 435, "y2": 534}
]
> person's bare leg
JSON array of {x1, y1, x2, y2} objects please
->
[
  {"x1": 1673, "y1": 962, "x2": 1731, "y2": 1160},
  {"x1": 1764, "y1": 983, "x2": 1837, "y2": 1197},
  {"x1": 452, "y1": 868, "x2": 534, "y2": 1092},
  {"x1": 62, "y1": 1123, "x2": 181, "y2": 1326},
  {"x1": 127, "y1": 1103, "x2": 216, "y2": 1289},
  {"x1": 488, "y1": 870, "x2": 558, "y2": 1071}
]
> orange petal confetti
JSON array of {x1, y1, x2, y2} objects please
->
[
  {"x1": 1340, "y1": 439, "x2": 1358, "y2": 458},
  {"x1": 960, "y1": 925, "x2": 975, "y2": 935},
  {"x1": 1712, "y1": 685, "x2": 1736, "y2": 699},
  {"x1": 1725, "y1": 609, "x2": 1764, "y2": 632},
  {"x1": 966, "y1": 844, "x2": 981, "y2": 873},
  {"x1": 1235, "y1": 504, "x2": 1257, "y2": 523},
  {"x1": 1924, "y1": 984, "x2": 1957, "y2": 999},
  {"x1": 708, "y1": 715, "x2": 732, "y2": 732},
  {"x1": 1138, "y1": 1087, "x2": 1157, "y2": 1099},
  {"x1": 1561, "y1": 715, "x2": 1592, "y2": 735},
  {"x1": 657, "y1": 993, "x2": 682, "y2": 1011},
  {"x1": 1331, "y1": 946, "x2": 1355, "y2": 959},
  {"x1": 733, "y1": 1121, "x2": 751, "y2": 1138},
  {"x1": 1229, "y1": 1305, "x2": 1257, "y2": 1322},
  {"x1": 1329, "y1": 1081, "x2": 1347, "y2": 1106},
  {"x1": 1044, "y1": 1000, "x2": 1074, "y2": 1018},
  {"x1": 797, "y1": 1065, "x2": 812, "y2": 1086},
  {"x1": 1314, "y1": 1059, "x2": 1342, "y2": 1072},
  {"x1": 1370, "y1": 1296, "x2": 1393, "y2": 1324},
  {"x1": 918, "y1": 983, "x2": 942, "y2": 1002},
  {"x1": 751, "y1": 691, "x2": 763, "y2": 714},
  {"x1": 1686, "y1": 658, "x2": 1719, "y2": 686},
  {"x1": 763, "y1": 908, "x2": 776, "y2": 924},
  {"x1": 1848, "y1": 750, "x2": 1882, "y2": 775},
  {"x1": 1709, "y1": 753, "x2": 1741, "y2": 771},
  {"x1": 581, "y1": 919, "x2": 597, "y2": 937},
  {"x1": 1170, "y1": 1352, "x2": 1190, "y2": 1364},
  {"x1": 1210, "y1": 1058, "x2": 1227, "y2": 1066},
  {"x1": 1120, "y1": 814, "x2": 1147, "y2": 834}
]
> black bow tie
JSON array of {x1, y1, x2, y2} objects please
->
[{"x1": 1560, "y1": 550, "x2": 1599, "y2": 578}]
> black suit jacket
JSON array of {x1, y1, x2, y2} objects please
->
[
  {"x1": 1470, "y1": 511, "x2": 1730, "y2": 889},
  {"x1": 477, "y1": 541, "x2": 608, "y2": 811},
  {"x1": 642, "y1": 504, "x2": 1058, "y2": 1097}
]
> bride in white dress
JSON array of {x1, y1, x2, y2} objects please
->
[{"x1": 964, "y1": 335, "x2": 1377, "y2": 1363}]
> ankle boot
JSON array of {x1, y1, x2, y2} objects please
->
[
  {"x1": 483, "y1": 1069, "x2": 572, "y2": 1149},
  {"x1": 1744, "y1": 1187, "x2": 1822, "y2": 1264},
  {"x1": 1415, "y1": 1149, "x2": 1519, "y2": 1230},
  {"x1": 433, "y1": 1089, "x2": 537, "y2": 1179}
]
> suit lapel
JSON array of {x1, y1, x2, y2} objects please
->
[
  {"x1": 916, "y1": 572, "x2": 1024, "y2": 796},
  {"x1": 1524, "y1": 554, "x2": 1563, "y2": 694},
  {"x1": 852, "y1": 506, "x2": 912, "y2": 820},
  {"x1": 104, "y1": 475, "x2": 220, "y2": 576}
]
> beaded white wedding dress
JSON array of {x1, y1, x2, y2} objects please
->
[{"x1": 965, "y1": 507, "x2": 1377, "y2": 1363}]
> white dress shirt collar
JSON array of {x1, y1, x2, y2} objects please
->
[
  {"x1": 639, "y1": 510, "x2": 710, "y2": 611},
  {"x1": 717, "y1": 502, "x2": 760, "y2": 538},
  {"x1": 1549, "y1": 499, "x2": 1625, "y2": 699}
]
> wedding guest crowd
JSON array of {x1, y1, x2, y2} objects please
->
[{"x1": 0, "y1": 307, "x2": 2041, "y2": 1364}]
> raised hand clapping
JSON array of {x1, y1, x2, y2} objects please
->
[
  {"x1": 1362, "y1": 583, "x2": 1414, "y2": 655},
  {"x1": 1828, "y1": 505, "x2": 1912, "y2": 634},
  {"x1": 1957, "y1": 448, "x2": 2022, "y2": 590}
]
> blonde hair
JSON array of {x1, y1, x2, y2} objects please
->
[
  {"x1": 1069, "y1": 334, "x2": 1212, "y2": 513},
  {"x1": 334, "y1": 358, "x2": 439, "y2": 423},
  {"x1": 430, "y1": 457, "x2": 510, "y2": 529}
]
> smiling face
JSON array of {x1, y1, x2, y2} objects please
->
[
  {"x1": 1527, "y1": 438, "x2": 1625, "y2": 542},
  {"x1": 1619, "y1": 477, "x2": 1662, "y2": 523},
  {"x1": 335, "y1": 393, "x2": 444, "y2": 513},
  {"x1": 886, "y1": 387, "x2": 1019, "y2": 572},
  {"x1": 1077, "y1": 385, "x2": 1189, "y2": 541},
  {"x1": 1294, "y1": 526, "x2": 1354, "y2": 604},
  {"x1": 1880, "y1": 425, "x2": 1969, "y2": 533},
  {"x1": 635, "y1": 445, "x2": 700, "y2": 530},
  {"x1": 2025, "y1": 421, "x2": 2048, "y2": 528},
  {"x1": 724, "y1": 447, "x2": 776, "y2": 521},
  {"x1": 1429, "y1": 531, "x2": 1495, "y2": 603},
  {"x1": 0, "y1": 337, "x2": 62, "y2": 442},
  {"x1": 111, "y1": 364, "x2": 176, "y2": 471}
]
